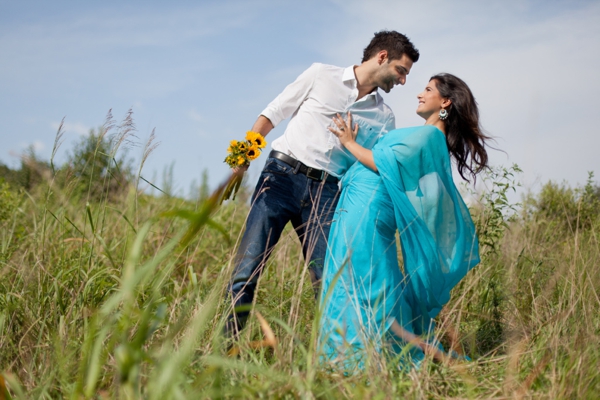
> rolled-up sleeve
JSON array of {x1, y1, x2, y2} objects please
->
[{"x1": 260, "y1": 63, "x2": 319, "y2": 127}]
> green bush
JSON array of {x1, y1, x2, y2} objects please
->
[
  {"x1": 0, "y1": 147, "x2": 50, "y2": 191},
  {"x1": 0, "y1": 181, "x2": 21, "y2": 224},
  {"x1": 524, "y1": 172, "x2": 600, "y2": 235},
  {"x1": 0, "y1": 180, "x2": 24, "y2": 264},
  {"x1": 57, "y1": 126, "x2": 134, "y2": 202},
  {"x1": 0, "y1": 111, "x2": 136, "y2": 203}
]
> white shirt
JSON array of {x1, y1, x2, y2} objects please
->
[{"x1": 261, "y1": 63, "x2": 395, "y2": 178}]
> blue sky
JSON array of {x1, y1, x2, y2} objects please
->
[{"x1": 1, "y1": 0, "x2": 599, "y2": 197}]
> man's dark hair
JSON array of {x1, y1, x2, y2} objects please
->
[{"x1": 361, "y1": 30, "x2": 420, "y2": 63}]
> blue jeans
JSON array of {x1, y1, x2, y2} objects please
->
[{"x1": 226, "y1": 157, "x2": 340, "y2": 334}]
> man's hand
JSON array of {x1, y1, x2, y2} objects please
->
[
  {"x1": 231, "y1": 115, "x2": 273, "y2": 175},
  {"x1": 232, "y1": 164, "x2": 249, "y2": 175}
]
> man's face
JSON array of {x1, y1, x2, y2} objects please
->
[{"x1": 375, "y1": 54, "x2": 414, "y2": 93}]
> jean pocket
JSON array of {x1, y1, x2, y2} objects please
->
[
  {"x1": 322, "y1": 180, "x2": 341, "y2": 198},
  {"x1": 263, "y1": 158, "x2": 292, "y2": 175}
]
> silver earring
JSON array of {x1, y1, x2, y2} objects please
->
[{"x1": 439, "y1": 108, "x2": 448, "y2": 120}]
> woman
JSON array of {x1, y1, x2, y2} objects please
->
[{"x1": 318, "y1": 73, "x2": 489, "y2": 369}]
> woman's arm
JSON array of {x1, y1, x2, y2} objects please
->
[{"x1": 328, "y1": 112, "x2": 378, "y2": 172}]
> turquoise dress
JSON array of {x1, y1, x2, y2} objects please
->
[{"x1": 318, "y1": 125, "x2": 480, "y2": 367}]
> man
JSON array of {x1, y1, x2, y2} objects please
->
[{"x1": 226, "y1": 30, "x2": 419, "y2": 337}]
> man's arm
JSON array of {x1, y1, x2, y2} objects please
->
[
  {"x1": 240, "y1": 63, "x2": 318, "y2": 171},
  {"x1": 251, "y1": 115, "x2": 274, "y2": 137},
  {"x1": 260, "y1": 63, "x2": 319, "y2": 128}
]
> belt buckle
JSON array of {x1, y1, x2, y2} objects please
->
[{"x1": 306, "y1": 167, "x2": 324, "y2": 181}]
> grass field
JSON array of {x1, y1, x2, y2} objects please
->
[{"x1": 1, "y1": 127, "x2": 599, "y2": 398}]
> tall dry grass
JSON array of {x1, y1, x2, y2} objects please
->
[{"x1": 0, "y1": 123, "x2": 599, "y2": 398}]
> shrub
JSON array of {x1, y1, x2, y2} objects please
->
[
  {"x1": 56, "y1": 110, "x2": 136, "y2": 202},
  {"x1": 523, "y1": 172, "x2": 600, "y2": 236},
  {"x1": 0, "y1": 147, "x2": 51, "y2": 191},
  {"x1": 0, "y1": 181, "x2": 21, "y2": 224}
]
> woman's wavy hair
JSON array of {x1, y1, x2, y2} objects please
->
[{"x1": 431, "y1": 73, "x2": 490, "y2": 182}]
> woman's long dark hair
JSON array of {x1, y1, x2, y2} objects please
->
[{"x1": 430, "y1": 73, "x2": 489, "y2": 182}]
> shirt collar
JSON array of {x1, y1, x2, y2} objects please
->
[
  {"x1": 343, "y1": 65, "x2": 381, "y2": 104},
  {"x1": 342, "y1": 65, "x2": 382, "y2": 106},
  {"x1": 342, "y1": 65, "x2": 357, "y2": 84}
]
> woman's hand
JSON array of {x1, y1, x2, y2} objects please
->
[
  {"x1": 329, "y1": 112, "x2": 358, "y2": 147},
  {"x1": 328, "y1": 112, "x2": 378, "y2": 172}
]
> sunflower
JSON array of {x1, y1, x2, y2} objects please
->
[
  {"x1": 245, "y1": 131, "x2": 267, "y2": 148},
  {"x1": 246, "y1": 145, "x2": 261, "y2": 160},
  {"x1": 224, "y1": 154, "x2": 235, "y2": 167},
  {"x1": 237, "y1": 156, "x2": 246, "y2": 165},
  {"x1": 228, "y1": 140, "x2": 239, "y2": 153},
  {"x1": 238, "y1": 141, "x2": 248, "y2": 152}
]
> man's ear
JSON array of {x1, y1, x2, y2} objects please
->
[{"x1": 377, "y1": 50, "x2": 389, "y2": 65}]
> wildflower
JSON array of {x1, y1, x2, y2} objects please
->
[
  {"x1": 228, "y1": 140, "x2": 239, "y2": 153},
  {"x1": 222, "y1": 132, "x2": 267, "y2": 201},
  {"x1": 246, "y1": 145, "x2": 260, "y2": 160},
  {"x1": 245, "y1": 131, "x2": 267, "y2": 148}
]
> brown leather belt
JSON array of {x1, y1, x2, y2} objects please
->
[{"x1": 269, "y1": 150, "x2": 338, "y2": 183}]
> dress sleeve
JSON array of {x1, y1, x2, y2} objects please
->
[
  {"x1": 260, "y1": 63, "x2": 319, "y2": 128},
  {"x1": 387, "y1": 127, "x2": 436, "y2": 191},
  {"x1": 373, "y1": 126, "x2": 480, "y2": 329},
  {"x1": 390, "y1": 138, "x2": 419, "y2": 166}
]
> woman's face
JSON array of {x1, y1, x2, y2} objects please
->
[{"x1": 416, "y1": 79, "x2": 446, "y2": 120}]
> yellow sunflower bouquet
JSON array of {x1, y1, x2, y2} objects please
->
[
  {"x1": 221, "y1": 131, "x2": 267, "y2": 202},
  {"x1": 224, "y1": 131, "x2": 267, "y2": 168}
]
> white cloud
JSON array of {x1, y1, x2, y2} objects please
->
[
  {"x1": 0, "y1": 2, "x2": 253, "y2": 47},
  {"x1": 15, "y1": 140, "x2": 46, "y2": 157},
  {"x1": 132, "y1": 101, "x2": 144, "y2": 111},
  {"x1": 0, "y1": 3, "x2": 255, "y2": 71},
  {"x1": 187, "y1": 110, "x2": 211, "y2": 138},
  {"x1": 50, "y1": 121, "x2": 90, "y2": 136},
  {"x1": 188, "y1": 109, "x2": 204, "y2": 123},
  {"x1": 0, "y1": 2, "x2": 259, "y2": 99},
  {"x1": 32, "y1": 140, "x2": 45, "y2": 152}
]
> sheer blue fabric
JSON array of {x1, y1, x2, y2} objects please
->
[{"x1": 318, "y1": 125, "x2": 479, "y2": 368}]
